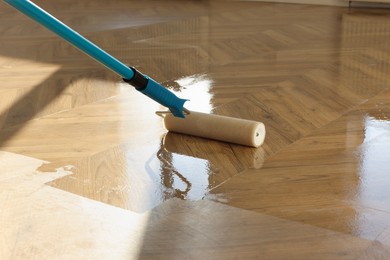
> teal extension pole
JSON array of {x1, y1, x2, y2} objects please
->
[{"x1": 4, "y1": 0, "x2": 187, "y2": 117}]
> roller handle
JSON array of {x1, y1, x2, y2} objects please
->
[{"x1": 4, "y1": 0, "x2": 187, "y2": 117}]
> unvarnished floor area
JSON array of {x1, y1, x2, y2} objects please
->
[{"x1": 1, "y1": 0, "x2": 390, "y2": 259}]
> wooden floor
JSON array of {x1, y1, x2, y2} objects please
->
[{"x1": 1, "y1": 0, "x2": 390, "y2": 258}]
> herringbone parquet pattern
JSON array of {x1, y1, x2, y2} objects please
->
[{"x1": 1, "y1": 0, "x2": 390, "y2": 258}]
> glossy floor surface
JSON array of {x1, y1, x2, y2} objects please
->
[{"x1": 1, "y1": 0, "x2": 390, "y2": 259}]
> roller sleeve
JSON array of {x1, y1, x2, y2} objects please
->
[{"x1": 163, "y1": 111, "x2": 266, "y2": 147}]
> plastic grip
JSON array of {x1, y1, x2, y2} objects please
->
[{"x1": 138, "y1": 77, "x2": 188, "y2": 118}]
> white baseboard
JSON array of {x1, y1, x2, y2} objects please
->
[
  {"x1": 241, "y1": 0, "x2": 390, "y2": 7},
  {"x1": 241, "y1": 0, "x2": 347, "y2": 6},
  {"x1": 352, "y1": 1, "x2": 390, "y2": 7}
]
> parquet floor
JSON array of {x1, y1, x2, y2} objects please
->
[{"x1": 1, "y1": 0, "x2": 390, "y2": 259}]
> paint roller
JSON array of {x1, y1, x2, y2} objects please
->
[{"x1": 5, "y1": 0, "x2": 266, "y2": 147}]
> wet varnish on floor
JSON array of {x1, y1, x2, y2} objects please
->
[{"x1": 1, "y1": 0, "x2": 390, "y2": 258}]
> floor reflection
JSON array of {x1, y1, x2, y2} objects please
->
[
  {"x1": 340, "y1": 12, "x2": 390, "y2": 97},
  {"x1": 155, "y1": 132, "x2": 265, "y2": 204},
  {"x1": 157, "y1": 143, "x2": 207, "y2": 200},
  {"x1": 171, "y1": 74, "x2": 214, "y2": 113},
  {"x1": 357, "y1": 114, "x2": 390, "y2": 212}
]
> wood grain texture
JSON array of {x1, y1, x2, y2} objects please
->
[{"x1": 1, "y1": 0, "x2": 390, "y2": 258}]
